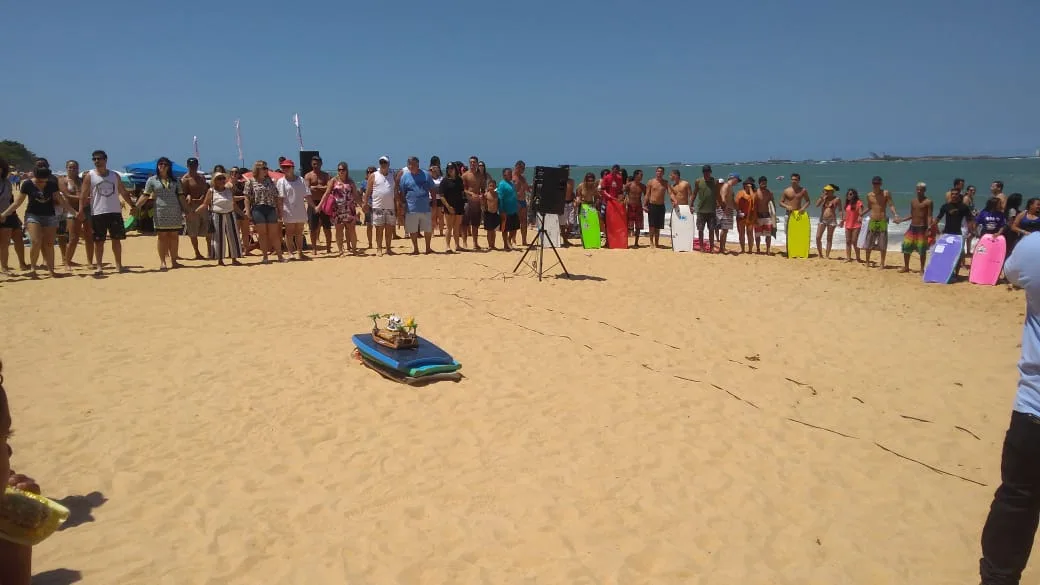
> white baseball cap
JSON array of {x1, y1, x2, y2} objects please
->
[{"x1": 378, "y1": 155, "x2": 389, "y2": 163}]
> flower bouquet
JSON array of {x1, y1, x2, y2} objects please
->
[{"x1": 368, "y1": 313, "x2": 419, "y2": 349}]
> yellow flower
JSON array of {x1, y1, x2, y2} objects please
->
[{"x1": 404, "y1": 317, "x2": 416, "y2": 329}]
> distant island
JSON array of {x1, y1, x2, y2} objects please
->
[{"x1": 671, "y1": 151, "x2": 1040, "y2": 167}]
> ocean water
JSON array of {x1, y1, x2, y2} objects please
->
[{"x1": 482, "y1": 158, "x2": 1040, "y2": 250}]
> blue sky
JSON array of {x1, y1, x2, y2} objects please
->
[{"x1": 4, "y1": 0, "x2": 1038, "y2": 169}]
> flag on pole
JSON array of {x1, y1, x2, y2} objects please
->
[
  {"x1": 234, "y1": 119, "x2": 244, "y2": 165},
  {"x1": 193, "y1": 135, "x2": 200, "y2": 161},
  {"x1": 292, "y1": 113, "x2": 304, "y2": 150}
]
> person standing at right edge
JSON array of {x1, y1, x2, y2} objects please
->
[
  {"x1": 80, "y1": 150, "x2": 136, "y2": 276},
  {"x1": 978, "y1": 232, "x2": 1040, "y2": 585}
]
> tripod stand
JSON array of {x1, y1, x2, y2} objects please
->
[{"x1": 513, "y1": 208, "x2": 570, "y2": 281}]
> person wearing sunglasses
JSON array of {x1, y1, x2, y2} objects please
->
[
  {"x1": 79, "y1": 150, "x2": 136, "y2": 276},
  {"x1": 244, "y1": 160, "x2": 284, "y2": 263},
  {"x1": 0, "y1": 167, "x2": 69, "y2": 278},
  {"x1": 60, "y1": 159, "x2": 94, "y2": 268},
  {"x1": 304, "y1": 156, "x2": 331, "y2": 255}
]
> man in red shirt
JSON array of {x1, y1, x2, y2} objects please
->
[{"x1": 600, "y1": 164, "x2": 624, "y2": 201}]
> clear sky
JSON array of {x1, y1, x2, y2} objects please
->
[{"x1": 4, "y1": 0, "x2": 1038, "y2": 169}]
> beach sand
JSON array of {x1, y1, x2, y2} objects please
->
[{"x1": 2, "y1": 230, "x2": 1031, "y2": 584}]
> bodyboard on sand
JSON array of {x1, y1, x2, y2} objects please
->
[
  {"x1": 357, "y1": 353, "x2": 462, "y2": 386},
  {"x1": 923, "y1": 234, "x2": 963, "y2": 284},
  {"x1": 579, "y1": 204, "x2": 601, "y2": 249},
  {"x1": 671, "y1": 205, "x2": 693, "y2": 252},
  {"x1": 768, "y1": 201, "x2": 777, "y2": 238},
  {"x1": 968, "y1": 234, "x2": 1006, "y2": 286},
  {"x1": 351, "y1": 334, "x2": 456, "y2": 373},
  {"x1": 605, "y1": 198, "x2": 627, "y2": 249},
  {"x1": 537, "y1": 213, "x2": 561, "y2": 248},
  {"x1": 124, "y1": 216, "x2": 137, "y2": 231},
  {"x1": 786, "y1": 211, "x2": 811, "y2": 258}
]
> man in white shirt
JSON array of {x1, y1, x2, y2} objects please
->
[
  {"x1": 78, "y1": 150, "x2": 135, "y2": 275},
  {"x1": 365, "y1": 156, "x2": 398, "y2": 256},
  {"x1": 276, "y1": 158, "x2": 310, "y2": 261}
]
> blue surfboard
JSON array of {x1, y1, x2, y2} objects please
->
[
  {"x1": 352, "y1": 334, "x2": 456, "y2": 373},
  {"x1": 923, "y1": 234, "x2": 963, "y2": 284}
]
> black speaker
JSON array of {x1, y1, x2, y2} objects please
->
[
  {"x1": 533, "y1": 166, "x2": 568, "y2": 215},
  {"x1": 299, "y1": 150, "x2": 320, "y2": 171}
]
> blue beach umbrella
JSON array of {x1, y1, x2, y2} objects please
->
[{"x1": 122, "y1": 159, "x2": 189, "y2": 187}]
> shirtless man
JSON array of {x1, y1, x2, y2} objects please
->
[
  {"x1": 561, "y1": 173, "x2": 578, "y2": 244},
  {"x1": 754, "y1": 176, "x2": 775, "y2": 254},
  {"x1": 863, "y1": 175, "x2": 899, "y2": 269},
  {"x1": 60, "y1": 159, "x2": 93, "y2": 267},
  {"x1": 779, "y1": 173, "x2": 810, "y2": 253},
  {"x1": 991, "y1": 180, "x2": 1007, "y2": 212},
  {"x1": 513, "y1": 160, "x2": 531, "y2": 246},
  {"x1": 945, "y1": 178, "x2": 965, "y2": 203},
  {"x1": 645, "y1": 167, "x2": 669, "y2": 249},
  {"x1": 624, "y1": 169, "x2": 646, "y2": 247},
  {"x1": 180, "y1": 157, "x2": 211, "y2": 259},
  {"x1": 461, "y1": 155, "x2": 483, "y2": 250},
  {"x1": 894, "y1": 182, "x2": 933, "y2": 273},
  {"x1": 717, "y1": 173, "x2": 740, "y2": 255},
  {"x1": 304, "y1": 156, "x2": 331, "y2": 254}
]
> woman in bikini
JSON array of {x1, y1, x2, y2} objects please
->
[
  {"x1": 1010, "y1": 198, "x2": 1040, "y2": 239},
  {"x1": 843, "y1": 188, "x2": 864, "y2": 263},
  {"x1": 815, "y1": 184, "x2": 842, "y2": 259}
]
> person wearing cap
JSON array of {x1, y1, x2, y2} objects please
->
[
  {"x1": 365, "y1": 156, "x2": 398, "y2": 256},
  {"x1": 399, "y1": 156, "x2": 436, "y2": 254},
  {"x1": 276, "y1": 158, "x2": 311, "y2": 260},
  {"x1": 136, "y1": 157, "x2": 185, "y2": 270},
  {"x1": 304, "y1": 156, "x2": 332, "y2": 255},
  {"x1": 693, "y1": 165, "x2": 720, "y2": 252},
  {"x1": 717, "y1": 173, "x2": 741, "y2": 254},
  {"x1": 814, "y1": 184, "x2": 842, "y2": 259},
  {"x1": 195, "y1": 172, "x2": 243, "y2": 266},
  {"x1": 893, "y1": 182, "x2": 933, "y2": 273},
  {"x1": 180, "y1": 157, "x2": 211, "y2": 260}
]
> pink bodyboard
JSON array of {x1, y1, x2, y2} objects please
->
[{"x1": 968, "y1": 234, "x2": 1006, "y2": 286}]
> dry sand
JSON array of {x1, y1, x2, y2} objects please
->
[{"x1": 1, "y1": 229, "x2": 1031, "y2": 584}]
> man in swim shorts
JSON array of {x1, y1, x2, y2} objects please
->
[
  {"x1": 779, "y1": 173, "x2": 810, "y2": 255},
  {"x1": 897, "y1": 181, "x2": 933, "y2": 273},
  {"x1": 754, "y1": 176, "x2": 774, "y2": 254},
  {"x1": 180, "y1": 157, "x2": 211, "y2": 259},
  {"x1": 716, "y1": 173, "x2": 740, "y2": 255},
  {"x1": 645, "y1": 167, "x2": 668, "y2": 249},
  {"x1": 624, "y1": 169, "x2": 645, "y2": 247},
  {"x1": 461, "y1": 155, "x2": 483, "y2": 250},
  {"x1": 864, "y1": 175, "x2": 899, "y2": 269}
]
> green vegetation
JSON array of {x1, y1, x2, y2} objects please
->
[{"x1": 0, "y1": 140, "x2": 38, "y2": 171}]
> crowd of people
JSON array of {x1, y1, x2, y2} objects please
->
[{"x1": 0, "y1": 153, "x2": 1038, "y2": 280}]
